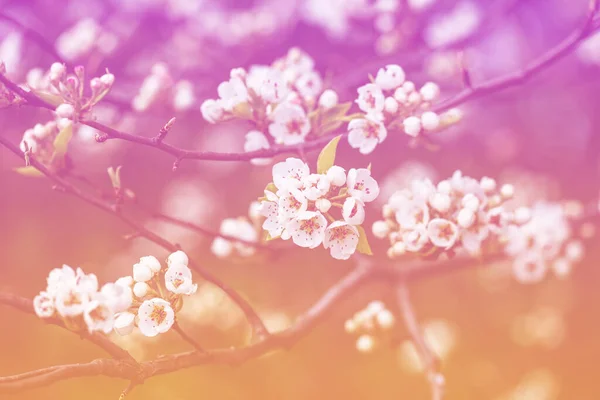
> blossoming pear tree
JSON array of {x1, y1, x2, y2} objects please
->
[{"x1": 0, "y1": 0, "x2": 599, "y2": 399}]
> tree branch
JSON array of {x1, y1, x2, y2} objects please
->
[
  {"x1": 0, "y1": 293, "x2": 135, "y2": 361},
  {"x1": 396, "y1": 283, "x2": 444, "y2": 400},
  {"x1": 434, "y1": 1, "x2": 600, "y2": 112},
  {"x1": 0, "y1": 137, "x2": 269, "y2": 339}
]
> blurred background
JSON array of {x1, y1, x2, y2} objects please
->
[{"x1": 1, "y1": 0, "x2": 600, "y2": 398}]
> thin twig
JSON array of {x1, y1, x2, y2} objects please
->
[{"x1": 172, "y1": 322, "x2": 206, "y2": 353}]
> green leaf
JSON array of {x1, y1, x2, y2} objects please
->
[
  {"x1": 52, "y1": 123, "x2": 73, "y2": 158},
  {"x1": 14, "y1": 166, "x2": 44, "y2": 177},
  {"x1": 265, "y1": 182, "x2": 277, "y2": 194},
  {"x1": 316, "y1": 135, "x2": 342, "y2": 174},
  {"x1": 356, "y1": 225, "x2": 373, "y2": 255},
  {"x1": 32, "y1": 90, "x2": 63, "y2": 107}
]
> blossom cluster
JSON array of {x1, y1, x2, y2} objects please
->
[
  {"x1": 201, "y1": 48, "x2": 345, "y2": 159},
  {"x1": 26, "y1": 62, "x2": 115, "y2": 122},
  {"x1": 344, "y1": 300, "x2": 395, "y2": 353},
  {"x1": 210, "y1": 201, "x2": 263, "y2": 258},
  {"x1": 132, "y1": 63, "x2": 196, "y2": 112},
  {"x1": 348, "y1": 64, "x2": 461, "y2": 154},
  {"x1": 505, "y1": 202, "x2": 585, "y2": 284},
  {"x1": 372, "y1": 171, "x2": 522, "y2": 259},
  {"x1": 33, "y1": 251, "x2": 197, "y2": 337},
  {"x1": 55, "y1": 18, "x2": 118, "y2": 61},
  {"x1": 258, "y1": 155, "x2": 378, "y2": 260}
]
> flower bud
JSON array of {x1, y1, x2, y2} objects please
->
[
  {"x1": 376, "y1": 309, "x2": 395, "y2": 329},
  {"x1": 420, "y1": 82, "x2": 440, "y2": 102},
  {"x1": 316, "y1": 198, "x2": 332, "y2": 213},
  {"x1": 49, "y1": 62, "x2": 66, "y2": 82},
  {"x1": 55, "y1": 103, "x2": 75, "y2": 119},
  {"x1": 100, "y1": 73, "x2": 115, "y2": 86},
  {"x1": 421, "y1": 111, "x2": 440, "y2": 131},
  {"x1": 384, "y1": 96, "x2": 398, "y2": 114},
  {"x1": 115, "y1": 276, "x2": 134, "y2": 287},
  {"x1": 457, "y1": 208, "x2": 475, "y2": 228},
  {"x1": 462, "y1": 193, "x2": 480, "y2": 212},
  {"x1": 372, "y1": 220, "x2": 390, "y2": 239},
  {"x1": 230, "y1": 67, "x2": 247, "y2": 80},
  {"x1": 429, "y1": 192, "x2": 451, "y2": 213},
  {"x1": 140, "y1": 256, "x2": 162, "y2": 273},
  {"x1": 342, "y1": 197, "x2": 365, "y2": 225},
  {"x1": 403, "y1": 116, "x2": 421, "y2": 137},
  {"x1": 500, "y1": 184, "x2": 514, "y2": 199},
  {"x1": 211, "y1": 237, "x2": 233, "y2": 258},
  {"x1": 133, "y1": 282, "x2": 149, "y2": 298},
  {"x1": 326, "y1": 165, "x2": 346, "y2": 186},
  {"x1": 356, "y1": 334, "x2": 375, "y2": 353},
  {"x1": 394, "y1": 87, "x2": 407, "y2": 103},
  {"x1": 480, "y1": 176, "x2": 497, "y2": 193},
  {"x1": 167, "y1": 250, "x2": 189, "y2": 267},
  {"x1": 402, "y1": 81, "x2": 415, "y2": 92},
  {"x1": 132, "y1": 263, "x2": 153, "y2": 282},
  {"x1": 318, "y1": 89, "x2": 338, "y2": 109},
  {"x1": 344, "y1": 319, "x2": 357, "y2": 333},
  {"x1": 367, "y1": 301, "x2": 385, "y2": 315}
]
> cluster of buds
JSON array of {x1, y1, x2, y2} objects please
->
[
  {"x1": 258, "y1": 140, "x2": 378, "y2": 260},
  {"x1": 18, "y1": 118, "x2": 73, "y2": 174},
  {"x1": 344, "y1": 300, "x2": 395, "y2": 353},
  {"x1": 505, "y1": 202, "x2": 585, "y2": 284},
  {"x1": 373, "y1": 171, "x2": 522, "y2": 259},
  {"x1": 201, "y1": 48, "x2": 349, "y2": 158},
  {"x1": 211, "y1": 201, "x2": 264, "y2": 258},
  {"x1": 33, "y1": 251, "x2": 197, "y2": 338},
  {"x1": 348, "y1": 64, "x2": 461, "y2": 154},
  {"x1": 26, "y1": 62, "x2": 115, "y2": 122},
  {"x1": 132, "y1": 63, "x2": 195, "y2": 112},
  {"x1": 55, "y1": 18, "x2": 118, "y2": 61}
]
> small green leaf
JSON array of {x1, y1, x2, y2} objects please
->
[
  {"x1": 14, "y1": 166, "x2": 44, "y2": 177},
  {"x1": 32, "y1": 90, "x2": 63, "y2": 107},
  {"x1": 316, "y1": 135, "x2": 342, "y2": 174},
  {"x1": 52, "y1": 123, "x2": 73, "y2": 158},
  {"x1": 356, "y1": 225, "x2": 373, "y2": 255},
  {"x1": 265, "y1": 182, "x2": 277, "y2": 194}
]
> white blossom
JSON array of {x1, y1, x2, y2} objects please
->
[
  {"x1": 286, "y1": 211, "x2": 327, "y2": 248},
  {"x1": 356, "y1": 83, "x2": 385, "y2": 115},
  {"x1": 137, "y1": 298, "x2": 175, "y2": 337},
  {"x1": 342, "y1": 197, "x2": 366, "y2": 225},
  {"x1": 302, "y1": 173, "x2": 331, "y2": 201},
  {"x1": 427, "y1": 218, "x2": 459, "y2": 249},
  {"x1": 211, "y1": 237, "x2": 234, "y2": 258},
  {"x1": 83, "y1": 295, "x2": 114, "y2": 334},
  {"x1": 374, "y1": 64, "x2": 405, "y2": 90},
  {"x1": 33, "y1": 292, "x2": 54, "y2": 318},
  {"x1": 272, "y1": 157, "x2": 310, "y2": 189},
  {"x1": 513, "y1": 253, "x2": 547, "y2": 284},
  {"x1": 200, "y1": 99, "x2": 224, "y2": 123},
  {"x1": 139, "y1": 256, "x2": 162, "y2": 274},
  {"x1": 217, "y1": 77, "x2": 249, "y2": 111},
  {"x1": 133, "y1": 263, "x2": 153, "y2": 283},
  {"x1": 347, "y1": 168, "x2": 379, "y2": 203},
  {"x1": 100, "y1": 283, "x2": 133, "y2": 313},
  {"x1": 326, "y1": 166, "x2": 346, "y2": 187},
  {"x1": 295, "y1": 70, "x2": 323, "y2": 100},
  {"x1": 165, "y1": 263, "x2": 197, "y2": 295},
  {"x1": 318, "y1": 89, "x2": 339, "y2": 109},
  {"x1": 324, "y1": 221, "x2": 359, "y2": 260},
  {"x1": 268, "y1": 102, "x2": 310, "y2": 145},
  {"x1": 347, "y1": 116, "x2": 387, "y2": 155},
  {"x1": 113, "y1": 312, "x2": 135, "y2": 336},
  {"x1": 167, "y1": 250, "x2": 189, "y2": 267}
]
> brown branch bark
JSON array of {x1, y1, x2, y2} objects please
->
[
  {"x1": 0, "y1": 253, "x2": 508, "y2": 394},
  {"x1": 0, "y1": 137, "x2": 269, "y2": 339}
]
